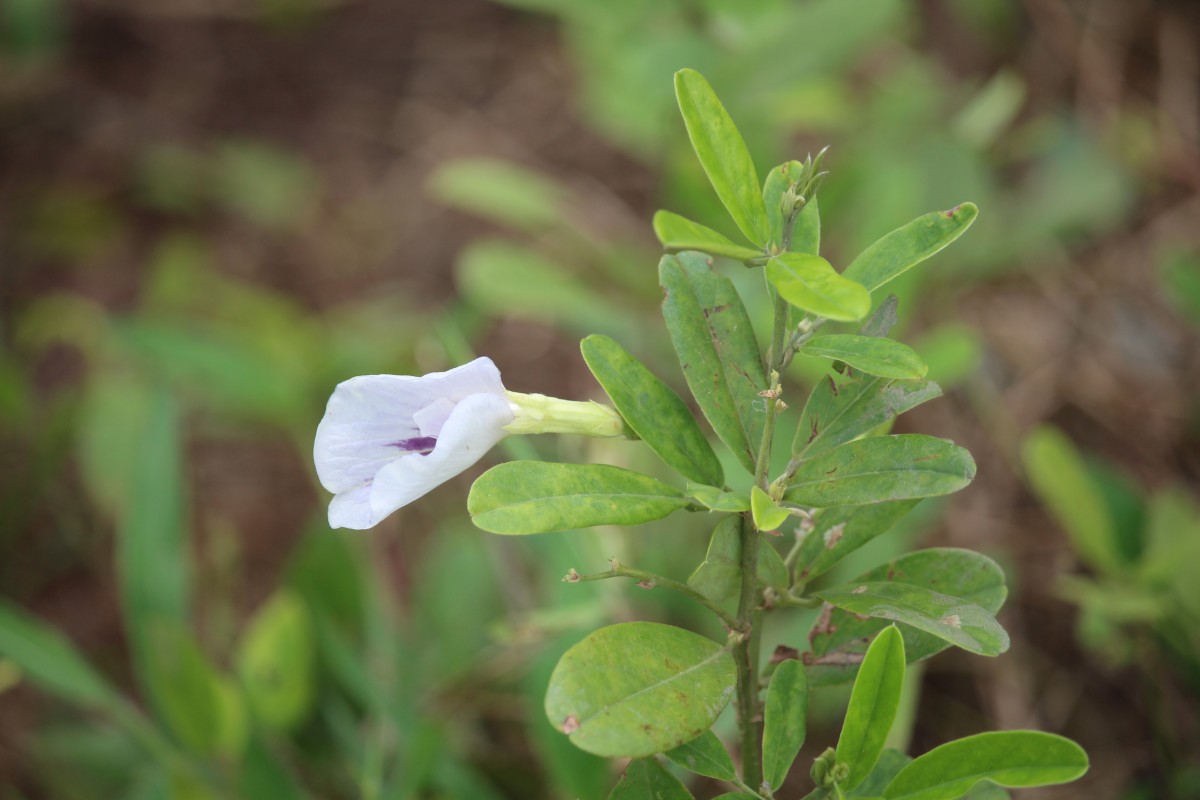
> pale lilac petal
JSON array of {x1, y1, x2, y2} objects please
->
[
  {"x1": 367, "y1": 393, "x2": 513, "y2": 523},
  {"x1": 314, "y1": 357, "x2": 505, "y2": 493},
  {"x1": 327, "y1": 483, "x2": 374, "y2": 530},
  {"x1": 413, "y1": 397, "x2": 456, "y2": 436}
]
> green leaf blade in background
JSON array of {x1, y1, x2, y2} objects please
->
[
  {"x1": 653, "y1": 211, "x2": 765, "y2": 261},
  {"x1": 784, "y1": 435, "x2": 975, "y2": 508},
  {"x1": 674, "y1": 68, "x2": 770, "y2": 246},
  {"x1": 882, "y1": 731, "x2": 1088, "y2": 800},
  {"x1": 663, "y1": 730, "x2": 736, "y2": 781},
  {"x1": 117, "y1": 386, "x2": 190, "y2": 681},
  {"x1": 817, "y1": 582, "x2": 1009, "y2": 657},
  {"x1": 469, "y1": 462, "x2": 690, "y2": 534},
  {"x1": 545, "y1": 622, "x2": 736, "y2": 758},
  {"x1": 235, "y1": 589, "x2": 315, "y2": 733},
  {"x1": 801, "y1": 335, "x2": 928, "y2": 379},
  {"x1": 836, "y1": 626, "x2": 906, "y2": 791},
  {"x1": 767, "y1": 253, "x2": 870, "y2": 322},
  {"x1": 1020, "y1": 426, "x2": 1121, "y2": 574},
  {"x1": 143, "y1": 619, "x2": 245, "y2": 757},
  {"x1": 609, "y1": 757, "x2": 695, "y2": 799},
  {"x1": 660, "y1": 252, "x2": 766, "y2": 473},
  {"x1": 762, "y1": 658, "x2": 809, "y2": 791},
  {"x1": 843, "y1": 204, "x2": 978, "y2": 293},
  {"x1": 457, "y1": 240, "x2": 624, "y2": 336},
  {"x1": 793, "y1": 375, "x2": 943, "y2": 461},
  {"x1": 427, "y1": 157, "x2": 568, "y2": 232},
  {"x1": 582, "y1": 333, "x2": 723, "y2": 485},
  {"x1": 808, "y1": 549, "x2": 1008, "y2": 686},
  {"x1": 0, "y1": 602, "x2": 120, "y2": 710}
]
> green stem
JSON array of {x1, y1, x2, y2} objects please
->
[
  {"x1": 736, "y1": 363, "x2": 787, "y2": 792},
  {"x1": 730, "y1": 775, "x2": 767, "y2": 798},
  {"x1": 769, "y1": 292, "x2": 789, "y2": 371},
  {"x1": 733, "y1": 514, "x2": 764, "y2": 792},
  {"x1": 566, "y1": 564, "x2": 744, "y2": 632}
]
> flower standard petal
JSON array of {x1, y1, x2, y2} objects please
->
[
  {"x1": 313, "y1": 357, "x2": 505, "y2": 494},
  {"x1": 367, "y1": 393, "x2": 515, "y2": 524}
]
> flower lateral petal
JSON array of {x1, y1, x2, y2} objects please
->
[{"x1": 367, "y1": 392, "x2": 514, "y2": 524}]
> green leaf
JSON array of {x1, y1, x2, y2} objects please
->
[
  {"x1": 582, "y1": 334, "x2": 723, "y2": 486},
  {"x1": 859, "y1": 296, "x2": 900, "y2": 339},
  {"x1": 238, "y1": 736, "x2": 306, "y2": 800},
  {"x1": 457, "y1": 240, "x2": 623, "y2": 335},
  {"x1": 688, "y1": 516, "x2": 790, "y2": 602},
  {"x1": 762, "y1": 659, "x2": 809, "y2": 791},
  {"x1": 143, "y1": 619, "x2": 240, "y2": 755},
  {"x1": 849, "y1": 749, "x2": 914, "y2": 797},
  {"x1": 469, "y1": 462, "x2": 691, "y2": 535},
  {"x1": 795, "y1": 501, "x2": 920, "y2": 584},
  {"x1": 545, "y1": 622, "x2": 736, "y2": 758},
  {"x1": 882, "y1": 731, "x2": 1088, "y2": 800},
  {"x1": 793, "y1": 375, "x2": 942, "y2": 460},
  {"x1": 913, "y1": 324, "x2": 982, "y2": 388},
  {"x1": 801, "y1": 335, "x2": 927, "y2": 379},
  {"x1": 674, "y1": 69, "x2": 769, "y2": 245},
  {"x1": 687, "y1": 482, "x2": 750, "y2": 513},
  {"x1": 817, "y1": 582, "x2": 1009, "y2": 657},
  {"x1": 118, "y1": 387, "x2": 189, "y2": 677},
  {"x1": 784, "y1": 435, "x2": 975, "y2": 508},
  {"x1": 236, "y1": 590, "x2": 315, "y2": 733},
  {"x1": 660, "y1": 252, "x2": 766, "y2": 473},
  {"x1": 1141, "y1": 487, "x2": 1200, "y2": 595},
  {"x1": 843, "y1": 204, "x2": 978, "y2": 293},
  {"x1": 836, "y1": 626, "x2": 906, "y2": 791},
  {"x1": 0, "y1": 601, "x2": 119, "y2": 710},
  {"x1": 609, "y1": 757, "x2": 695, "y2": 799},
  {"x1": 752, "y1": 486, "x2": 792, "y2": 532},
  {"x1": 427, "y1": 157, "x2": 567, "y2": 232},
  {"x1": 767, "y1": 253, "x2": 870, "y2": 322},
  {"x1": 808, "y1": 549, "x2": 1007, "y2": 687},
  {"x1": 653, "y1": 211, "x2": 765, "y2": 261},
  {"x1": 76, "y1": 374, "x2": 154, "y2": 518},
  {"x1": 762, "y1": 162, "x2": 821, "y2": 253},
  {"x1": 526, "y1": 635, "x2": 612, "y2": 800},
  {"x1": 213, "y1": 140, "x2": 314, "y2": 230},
  {"x1": 1021, "y1": 426, "x2": 1120, "y2": 574},
  {"x1": 663, "y1": 730, "x2": 736, "y2": 781}
]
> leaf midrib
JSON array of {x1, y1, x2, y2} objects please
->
[
  {"x1": 577, "y1": 647, "x2": 731, "y2": 727},
  {"x1": 789, "y1": 460, "x2": 969, "y2": 488}
]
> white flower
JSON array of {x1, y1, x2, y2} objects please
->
[{"x1": 314, "y1": 357, "x2": 514, "y2": 530}]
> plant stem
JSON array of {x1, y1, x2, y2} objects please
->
[
  {"x1": 769, "y1": 291, "x2": 789, "y2": 371},
  {"x1": 733, "y1": 513, "x2": 764, "y2": 792},
  {"x1": 735, "y1": 362, "x2": 786, "y2": 793},
  {"x1": 566, "y1": 564, "x2": 744, "y2": 632}
]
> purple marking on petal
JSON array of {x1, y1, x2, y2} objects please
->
[{"x1": 388, "y1": 436, "x2": 437, "y2": 455}]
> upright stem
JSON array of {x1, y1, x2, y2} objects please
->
[
  {"x1": 735, "y1": 356, "x2": 785, "y2": 794},
  {"x1": 734, "y1": 513, "x2": 763, "y2": 791}
]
